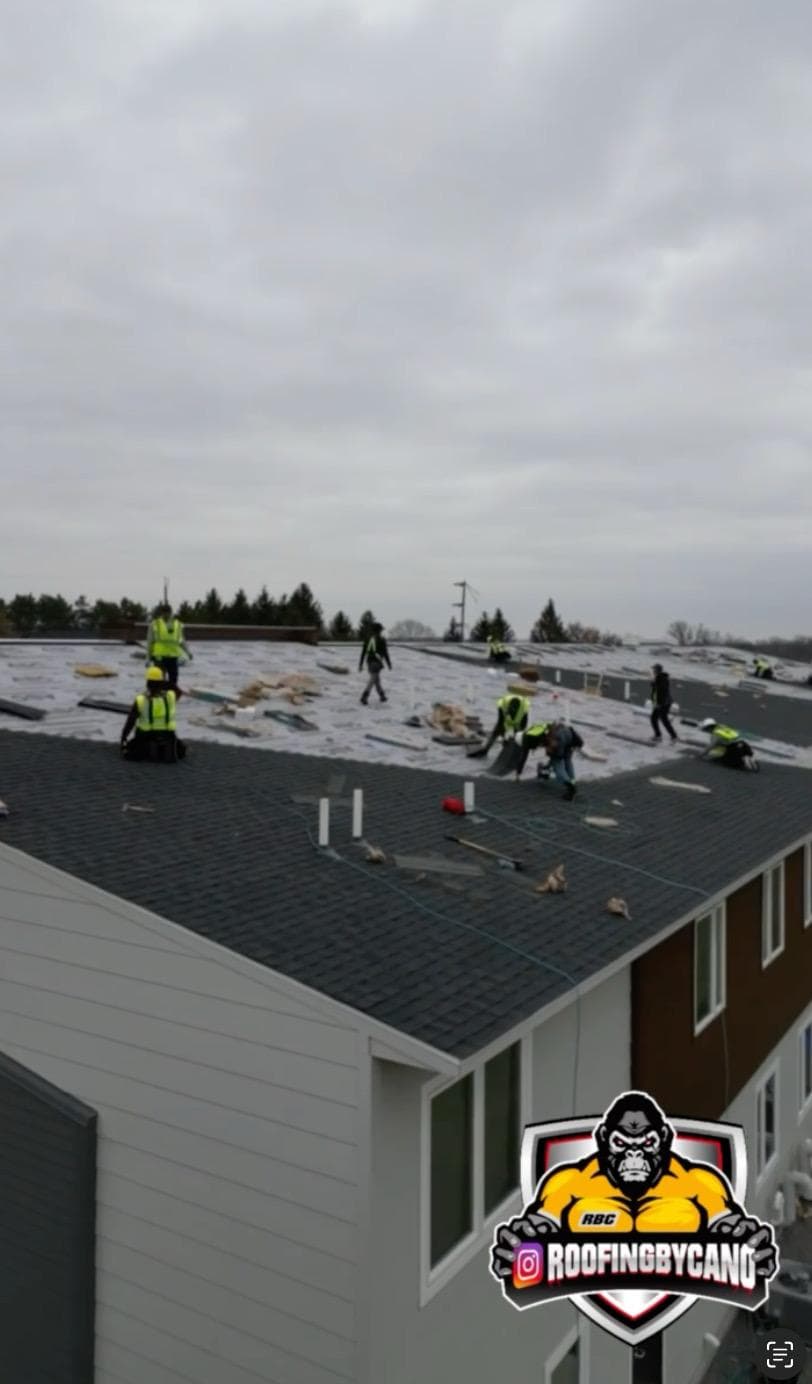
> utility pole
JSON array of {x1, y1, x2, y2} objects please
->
[
  {"x1": 452, "y1": 581, "x2": 469, "y2": 642},
  {"x1": 163, "y1": 577, "x2": 169, "y2": 608}
]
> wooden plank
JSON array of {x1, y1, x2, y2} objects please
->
[{"x1": 0, "y1": 697, "x2": 47, "y2": 721}]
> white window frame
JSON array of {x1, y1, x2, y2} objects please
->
[
  {"x1": 755, "y1": 1062, "x2": 779, "y2": 1185},
  {"x1": 420, "y1": 1034, "x2": 531, "y2": 1304},
  {"x1": 545, "y1": 1323, "x2": 583, "y2": 1384},
  {"x1": 804, "y1": 841, "x2": 812, "y2": 928},
  {"x1": 761, "y1": 861, "x2": 786, "y2": 968},
  {"x1": 693, "y1": 903, "x2": 727, "y2": 1035},
  {"x1": 799, "y1": 1010, "x2": 812, "y2": 1121}
]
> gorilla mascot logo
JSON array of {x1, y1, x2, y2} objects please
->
[{"x1": 491, "y1": 1091, "x2": 776, "y2": 1279}]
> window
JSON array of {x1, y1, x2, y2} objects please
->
[
  {"x1": 425, "y1": 1038, "x2": 525, "y2": 1285},
  {"x1": 755, "y1": 1067, "x2": 778, "y2": 1179},
  {"x1": 800, "y1": 1019, "x2": 812, "y2": 1116},
  {"x1": 804, "y1": 842, "x2": 812, "y2": 928},
  {"x1": 694, "y1": 905, "x2": 726, "y2": 1033},
  {"x1": 761, "y1": 863, "x2": 785, "y2": 967},
  {"x1": 546, "y1": 1330, "x2": 580, "y2": 1384}
]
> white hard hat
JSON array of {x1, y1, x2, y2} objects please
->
[{"x1": 700, "y1": 717, "x2": 716, "y2": 731}]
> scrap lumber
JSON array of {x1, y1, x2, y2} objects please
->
[
  {"x1": 585, "y1": 816, "x2": 619, "y2": 828},
  {"x1": 507, "y1": 682, "x2": 538, "y2": 697},
  {"x1": 649, "y1": 777, "x2": 711, "y2": 794},
  {"x1": 364, "y1": 732, "x2": 427, "y2": 752},
  {"x1": 317, "y1": 662, "x2": 350, "y2": 675},
  {"x1": 0, "y1": 697, "x2": 47, "y2": 721},
  {"x1": 187, "y1": 687, "x2": 235, "y2": 705},
  {"x1": 264, "y1": 709, "x2": 318, "y2": 732},
  {"x1": 78, "y1": 697, "x2": 130, "y2": 714}
]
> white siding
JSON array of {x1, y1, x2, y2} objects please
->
[
  {"x1": 367, "y1": 968, "x2": 632, "y2": 1384},
  {"x1": 0, "y1": 845, "x2": 361, "y2": 1384}
]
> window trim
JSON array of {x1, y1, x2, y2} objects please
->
[
  {"x1": 804, "y1": 840, "x2": 812, "y2": 929},
  {"x1": 420, "y1": 1034, "x2": 531, "y2": 1305},
  {"x1": 545, "y1": 1323, "x2": 580, "y2": 1384},
  {"x1": 693, "y1": 903, "x2": 727, "y2": 1036},
  {"x1": 761, "y1": 861, "x2": 786, "y2": 968},
  {"x1": 799, "y1": 1010, "x2": 812, "y2": 1121},
  {"x1": 754, "y1": 1061, "x2": 779, "y2": 1186}
]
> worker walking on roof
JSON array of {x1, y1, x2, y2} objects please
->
[
  {"x1": 148, "y1": 603, "x2": 192, "y2": 690},
  {"x1": 541, "y1": 721, "x2": 583, "y2": 800},
  {"x1": 699, "y1": 719, "x2": 757, "y2": 771},
  {"x1": 121, "y1": 666, "x2": 187, "y2": 762},
  {"x1": 649, "y1": 663, "x2": 679, "y2": 745},
  {"x1": 753, "y1": 657, "x2": 774, "y2": 681},
  {"x1": 488, "y1": 632, "x2": 511, "y2": 665},
  {"x1": 359, "y1": 623, "x2": 392, "y2": 705}
]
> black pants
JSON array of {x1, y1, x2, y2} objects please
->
[
  {"x1": 717, "y1": 742, "x2": 754, "y2": 769},
  {"x1": 489, "y1": 650, "x2": 510, "y2": 665},
  {"x1": 756, "y1": 668, "x2": 773, "y2": 680},
  {"x1": 157, "y1": 656, "x2": 179, "y2": 688},
  {"x1": 361, "y1": 662, "x2": 387, "y2": 703},
  {"x1": 122, "y1": 731, "x2": 186, "y2": 762},
  {"x1": 651, "y1": 706, "x2": 677, "y2": 740}
]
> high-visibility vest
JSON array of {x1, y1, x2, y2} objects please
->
[
  {"x1": 498, "y1": 695, "x2": 530, "y2": 732},
  {"x1": 150, "y1": 618, "x2": 183, "y2": 657},
  {"x1": 489, "y1": 637, "x2": 505, "y2": 654},
  {"x1": 526, "y1": 722, "x2": 549, "y2": 738},
  {"x1": 365, "y1": 637, "x2": 383, "y2": 661},
  {"x1": 754, "y1": 659, "x2": 769, "y2": 672},
  {"x1": 712, "y1": 725, "x2": 739, "y2": 745},
  {"x1": 135, "y1": 691, "x2": 177, "y2": 733}
]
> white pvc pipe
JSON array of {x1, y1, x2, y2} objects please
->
[
  {"x1": 464, "y1": 780, "x2": 475, "y2": 813},
  {"x1": 624, "y1": 680, "x2": 630, "y2": 701},
  {"x1": 352, "y1": 788, "x2": 363, "y2": 840},
  {"x1": 555, "y1": 669, "x2": 561, "y2": 684},
  {"x1": 318, "y1": 797, "x2": 330, "y2": 847}
]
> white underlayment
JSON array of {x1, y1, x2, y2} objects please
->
[{"x1": 0, "y1": 640, "x2": 809, "y2": 778}]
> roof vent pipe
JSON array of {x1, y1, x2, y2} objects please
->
[
  {"x1": 464, "y1": 780, "x2": 475, "y2": 813},
  {"x1": 352, "y1": 789, "x2": 363, "y2": 840},
  {"x1": 318, "y1": 797, "x2": 330, "y2": 848}
]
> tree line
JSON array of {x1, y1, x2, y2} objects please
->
[{"x1": 0, "y1": 587, "x2": 623, "y2": 645}]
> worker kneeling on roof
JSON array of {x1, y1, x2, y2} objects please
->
[
  {"x1": 752, "y1": 656, "x2": 773, "y2": 681},
  {"x1": 121, "y1": 666, "x2": 187, "y2": 763},
  {"x1": 537, "y1": 721, "x2": 583, "y2": 800},
  {"x1": 482, "y1": 694, "x2": 531, "y2": 753},
  {"x1": 699, "y1": 719, "x2": 758, "y2": 771},
  {"x1": 512, "y1": 720, "x2": 550, "y2": 780},
  {"x1": 487, "y1": 632, "x2": 511, "y2": 665}
]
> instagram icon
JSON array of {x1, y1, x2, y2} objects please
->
[{"x1": 512, "y1": 1243, "x2": 544, "y2": 1290}]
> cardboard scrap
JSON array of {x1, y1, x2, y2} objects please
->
[
  {"x1": 426, "y1": 702, "x2": 470, "y2": 738},
  {"x1": 74, "y1": 664, "x2": 118, "y2": 678},
  {"x1": 536, "y1": 864, "x2": 567, "y2": 895},
  {"x1": 607, "y1": 897, "x2": 631, "y2": 920}
]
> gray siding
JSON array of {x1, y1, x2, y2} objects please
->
[
  {"x1": 0, "y1": 844, "x2": 361, "y2": 1384},
  {"x1": 367, "y1": 969, "x2": 632, "y2": 1384}
]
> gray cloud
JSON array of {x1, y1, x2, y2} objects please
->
[{"x1": 2, "y1": 0, "x2": 811, "y2": 638}]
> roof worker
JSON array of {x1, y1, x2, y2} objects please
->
[
  {"x1": 147, "y1": 602, "x2": 192, "y2": 690},
  {"x1": 359, "y1": 623, "x2": 392, "y2": 706},
  {"x1": 649, "y1": 663, "x2": 679, "y2": 745},
  {"x1": 480, "y1": 694, "x2": 531, "y2": 754},
  {"x1": 121, "y1": 666, "x2": 187, "y2": 762},
  {"x1": 513, "y1": 721, "x2": 550, "y2": 780},
  {"x1": 488, "y1": 631, "x2": 511, "y2": 665},
  {"x1": 698, "y1": 719, "x2": 758, "y2": 771},
  {"x1": 752, "y1": 656, "x2": 774, "y2": 681},
  {"x1": 540, "y1": 721, "x2": 584, "y2": 800}
]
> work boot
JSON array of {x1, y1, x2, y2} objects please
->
[
  {"x1": 379, "y1": 694, "x2": 388, "y2": 703},
  {"x1": 360, "y1": 697, "x2": 368, "y2": 706},
  {"x1": 563, "y1": 782, "x2": 577, "y2": 801},
  {"x1": 649, "y1": 736, "x2": 662, "y2": 745}
]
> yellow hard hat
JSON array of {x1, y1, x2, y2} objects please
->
[{"x1": 146, "y1": 665, "x2": 165, "y2": 683}]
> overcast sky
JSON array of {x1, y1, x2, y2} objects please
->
[{"x1": 3, "y1": 0, "x2": 811, "y2": 639}]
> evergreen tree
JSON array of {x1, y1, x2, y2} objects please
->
[
  {"x1": 73, "y1": 595, "x2": 92, "y2": 630},
  {"x1": 9, "y1": 593, "x2": 39, "y2": 634},
  {"x1": 200, "y1": 588, "x2": 224, "y2": 622},
  {"x1": 36, "y1": 593, "x2": 75, "y2": 630},
  {"x1": 253, "y1": 585, "x2": 278, "y2": 625},
  {"x1": 119, "y1": 597, "x2": 147, "y2": 623},
  {"x1": 491, "y1": 607, "x2": 514, "y2": 642},
  {"x1": 90, "y1": 599, "x2": 123, "y2": 631},
  {"x1": 469, "y1": 611, "x2": 491, "y2": 641},
  {"x1": 357, "y1": 609, "x2": 379, "y2": 644},
  {"x1": 530, "y1": 598, "x2": 567, "y2": 643},
  {"x1": 177, "y1": 600, "x2": 196, "y2": 621},
  {"x1": 0, "y1": 599, "x2": 10, "y2": 636},
  {"x1": 329, "y1": 610, "x2": 356, "y2": 640},
  {"x1": 443, "y1": 616, "x2": 462, "y2": 642},
  {"x1": 284, "y1": 581, "x2": 324, "y2": 632},
  {"x1": 226, "y1": 588, "x2": 252, "y2": 624}
]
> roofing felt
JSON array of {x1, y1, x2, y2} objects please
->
[
  {"x1": 420, "y1": 647, "x2": 812, "y2": 749},
  {"x1": 1, "y1": 729, "x2": 811, "y2": 1059}
]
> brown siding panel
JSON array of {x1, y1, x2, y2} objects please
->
[{"x1": 632, "y1": 846, "x2": 812, "y2": 1119}]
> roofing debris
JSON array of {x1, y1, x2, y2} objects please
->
[
  {"x1": 536, "y1": 864, "x2": 567, "y2": 894},
  {"x1": 78, "y1": 697, "x2": 129, "y2": 714},
  {"x1": 0, "y1": 799, "x2": 8, "y2": 818},
  {"x1": 650, "y1": 776, "x2": 712, "y2": 794},
  {"x1": 74, "y1": 664, "x2": 117, "y2": 678},
  {"x1": 584, "y1": 816, "x2": 619, "y2": 828},
  {"x1": 121, "y1": 803, "x2": 155, "y2": 815},
  {"x1": 365, "y1": 845, "x2": 386, "y2": 863},
  {"x1": 607, "y1": 897, "x2": 632, "y2": 919},
  {"x1": 364, "y1": 732, "x2": 426, "y2": 752},
  {"x1": 0, "y1": 698, "x2": 47, "y2": 721}
]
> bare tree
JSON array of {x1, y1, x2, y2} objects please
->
[
  {"x1": 667, "y1": 620, "x2": 694, "y2": 646},
  {"x1": 388, "y1": 618, "x2": 436, "y2": 639}
]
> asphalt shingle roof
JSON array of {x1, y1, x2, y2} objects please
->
[{"x1": 1, "y1": 729, "x2": 810, "y2": 1057}]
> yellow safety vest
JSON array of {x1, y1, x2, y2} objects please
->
[
  {"x1": 489, "y1": 637, "x2": 505, "y2": 654},
  {"x1": 713, "y1": 725, "x2": 739, "y2": 744},
  {"x1": 135, "y1": 691, "x2": 177, "y2": 733},
  {"x1": 150, "y1": 618, "x2": 183, "y2": 658},
  {"x1": 498, "y1": 696, "x2": 530, "y2": 732}
]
